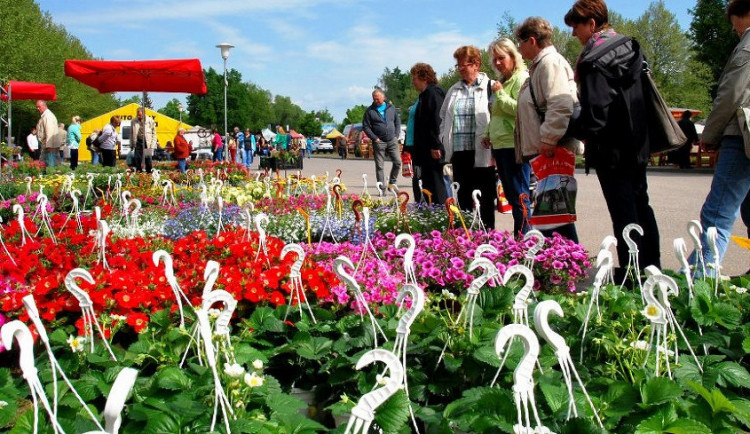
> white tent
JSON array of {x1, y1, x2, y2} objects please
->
[{"x1": 261, "y1": 128, "x2": 276, "y2": 141}]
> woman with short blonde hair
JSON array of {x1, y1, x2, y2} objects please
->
[{"x1": 67, "y1": 115, "x2": 82, "y2": 170}]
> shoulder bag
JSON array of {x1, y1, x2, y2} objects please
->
[
  {"x1": 528, "y1": 79, "x2": 581, "y2": 143},
  {"x1": 642, "y1": 63, "x2": 686, "y2": 154}
]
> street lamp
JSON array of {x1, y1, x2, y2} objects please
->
[
  {"x1": 216, "y1": 42, "x2": 234, "y2": 162},
  {"x1": 177, "y1": 102, "x2": 183, "y2": 124}
]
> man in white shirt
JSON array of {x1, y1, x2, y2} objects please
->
[{"x1": 27, "y1": 127, "x2": 39, "y2": 160}]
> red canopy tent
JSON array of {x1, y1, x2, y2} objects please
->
[
  {"x1": 64, "y1": 58, "x2": 207, "y2": 94},
  {"x1": 1, "y1": 80, "x2": 57, "y2": 101},
  {"x1": 289, "y1": 129, "x2": 305, "y2": 139}
]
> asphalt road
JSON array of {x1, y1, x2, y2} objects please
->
[{"x1": 273, "y1": 154, "x2": 748, "y2": 277}]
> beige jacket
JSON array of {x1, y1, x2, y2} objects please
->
[
  {"x1": 439, "y1": 72, "x2": 493, "y2": 167},
  {"x1": 515, "y1": 45, "x2": 579, "y2": 161},
  {"x1": 132, "y1": 115, "x2": 158, "y2": 149},
  {"x1": 36, "y1": 109, "x2": 60, "y2": 150},
  {"x1": 702, "y1": 26, "x2": 750, "y2": 145}
]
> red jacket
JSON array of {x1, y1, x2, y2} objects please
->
[{"x1": 173, "y1": 134, "x2": 191, "y2": 159}]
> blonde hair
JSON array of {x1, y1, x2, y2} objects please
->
[{"x1": 488, "y1": 38, "x2": 526, "y2": 78}]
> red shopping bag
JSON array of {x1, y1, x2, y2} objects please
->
[
  {"x1": 529, "y1": 148, "x2": 577, "y2": 230},
  {"x1": 401, "y1": 152, "x2": 414, "y2": 177}
]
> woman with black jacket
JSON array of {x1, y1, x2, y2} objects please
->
[{"x1": 565, "y1": 0, "x2": 661, "y2": 280}]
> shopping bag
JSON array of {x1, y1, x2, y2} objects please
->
[
  {"x1": 529, "y1": 147, "x2": 577, "y2": 230},
  {"x1": 401, "y1": 152, "x2": 414, "y2": 177}
]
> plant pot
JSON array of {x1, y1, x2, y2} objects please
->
[{"x1": 290, "y1": 387, "x2": 316, "y2": 417}]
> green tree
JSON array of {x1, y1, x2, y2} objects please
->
[
  {"x1": 315, "y1": 109, "x2": 335, "y2": 124},
  {"x1": 343, "y1": 104, "x2": 368, "y2": 126},
  {"x1": 157, "y1": 98, "x2": 185, "y2": 121},
  {"x1": 272, "y1": 95, "x2": 305, "y2": 131},
  {"x1": 244, "y1": 82, "x2": 274, "y2": 132},
  {"x1": 119, "y1": 95, "x2": 142, "y2": 106},
  {"x1": 0, "y1": 0, "x2": 117, "y2": 140},
  {"x1": 377, "y1": 66, "x2": 414, "y2": 121},
  {"x1": 689, "y1": 0, "x2": 735, "y2": 97},
  {"x1": 187, "y1": 67, "x2": 254, "y2": 131},
  {"x1": 297, "y1": 111, "x2": 322, "y2": 138}
]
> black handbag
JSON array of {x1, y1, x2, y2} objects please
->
[{"x1": 642, "y1": 63, "x2": 686, "y2": 154}]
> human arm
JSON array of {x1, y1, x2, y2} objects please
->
[
  {"x1": 702, "y1": 44, "x2": 750, "y2": 146},
  {"x1": 537, "y1": 59, "x2": 577, "y2": 146},
  {"x1": 361, "y1": 109, "x2": 378, "y2": 142}
]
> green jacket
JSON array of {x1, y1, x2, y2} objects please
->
[{"x1": 485, "y1": 69, "x2": 529, "y2": 149}]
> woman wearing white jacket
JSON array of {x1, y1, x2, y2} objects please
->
[{"x1": 439, "y1": 45, "x2": 496, "y2": 229}]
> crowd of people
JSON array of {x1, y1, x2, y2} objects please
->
[{"x1": 394, "y1": 0, "x2": 750, "y2": 280}]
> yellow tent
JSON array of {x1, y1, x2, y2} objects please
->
[
  {"x1": 78, "y1": 103, "x2": 193, "y2": 161},
  {"x1": 325, "y1": 128, "x2": 345, "y2": 139}
]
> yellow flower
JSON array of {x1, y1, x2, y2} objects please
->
[{"x1": 244, "y1": 372, "x2": 264, "y2": 388}]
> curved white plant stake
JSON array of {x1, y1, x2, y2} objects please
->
[
  {"x1": 13, "y1": 204, "x2": 34, "y2": 246},
  {"x1": 181, "y1": 261, "x2": 221, "y2": 368},
  {"x1": 492, "y1": 264, "x2": 540, "y2": 386},
  {"x1": 620, "y1": 223, "x2": 644, "y2": 290},
  {"x1": 706, "y1": 226, "x2": 721, "y2": 294},
  {"x1": 34, "y1": 193, "x2": 57, "y2": 244},
  {"x1": 215, "y1": 196, "x2": 225, "y2": 235},
  {"x1": 649, "y1": 274, "x2": 703, "y2": 373},
  {"x1": 160, "y1": 179, "x2": 177, "y2": 207},
  {"x1": 534, "y1": 300, "x2": 603, "y2": 428},
  {"x1": 469, "y1": 190, "x2": 486, "y2": 232},
  {"x1": 81, "y1": 367, "x2": 139, "y2": 434},
  {"x1": 203, "y1": 289, "x2": 238, "y2": 365},
  {"x1": 281, "y1": 243, "x2": 317, "y2": 323},
  {"x1": 673, "y1": 238, "x2": 694, "y2": 300},
  {"x1": 494, "y1": 324, "x2": 552, "y2": 434},
  {"x1": 151, "y1": 169, "x2": 161, "y2": 188},
  {"x1": 0, "y1": 216, "x2": 16, "y2": 265},
  {"x1": 579, "y1": 250, "x2": 612, "y2": 363},
  {"x1": 417, "y1": 179, "x2": 425, "y2": 203},
  {"x1": 196, "y1": 308, "x2": 234, "y2": 433},
  {"x1": 641, "y1": 275, "x2": 671, "y2": 378},
  {"x1": 153, "y1": 250, "x2": 192, "y2": 329},
  {"x1": 25, "y1": 176, "x2": 33, "y2": 195},
  {"x1": 59, "y1": 189, "x2": 84, "y2": 235},
  {"x1": 451, "y1": 182, "x2": 460, "y2": 203},
  {"x1": 523, "y1": 230, "x2": 546, "y2": 272},
  {"x1": 310, "y1": 174, "x2": 319, "y2": 195},
  {"x1": 253, "y1": 213, "x2": 271, "y2": 265},
  {"x1": 126, "y1": 198, "x2": 142, "y2": 238},
  {"x1": 395, "y1": 233, "x2": 418, "y2": 287},
  {"x1": 345, "y1": 349, "x2": 404, "y2": 434},
  {"x1": 23, "y1": 295, "x2": 106, "y2": 430},
  {"x1": 459, "y1": 257, "x2": 499, "y2": 339},
  {"x1": 113, "y1": 175, "x2": 123, "y2": 208},
  {"x1": 334, "y1": 256, "x2": 387, "y2": 346},
  {"x1": 91, "y1": 206, "x2": 103, "y2": 253},
  {"x1": 1, "y1": 320, "x2": 66, "y2": 434},
  {"x1": 66, "y1": 268, "x2": 117, "y2": 360},
  {"x1": 361, "y1": 173, "x2": 371, "y2": 200},
  {"x1": 474, "y1": 244, "x2": 503, "y2": 286},
  {"x1": 375, "y1": 181, "x2": 384, "y2": 198},
  {"x1": 82, "y1": 172, "x2": 96, "y2": 211},
  {"x1": 199, "y1": 184, "x2": 210, "y2": 210},
  {"x1": 687, "y1": 220, "x2": 707, "y2": 278},
  {"x1": 97, "y1": 220, "x2": 111, "y2": 271},
  {"x1": 317, "y1": 183, "x2": 339, "y2": 244},
  {"x1": 242, "y1": 206, "x2": 254, "y2": 242}
]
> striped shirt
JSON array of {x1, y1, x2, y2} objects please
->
[{"x1": 451, "y1": 80, "x2": 478, "y2": 152}]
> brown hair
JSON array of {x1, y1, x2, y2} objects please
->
[
  {"x1": 564, "y1": 0, "x2": 610, "y2": 30},
  {"x1": 410, "y1": 63, "x2": 438, "y2": 84},
  {"x1": 515, "y1": 17, "x2": 554, "y2": 48},
  {"x1": 727, "y1": 0, "x2": 750, "y2": 19},
  {"x1": 453, "y1": 46, "x2": 482, "y2": 67},
  {"x1": 110, "y1": 115, "x2": 121, "y2": 126}
]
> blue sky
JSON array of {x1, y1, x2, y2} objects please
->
[{"x1": 37, "y1": 0, "x2": 694, "y2": 123}]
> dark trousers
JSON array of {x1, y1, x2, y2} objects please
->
[
  {"x1": 451, "y1": 150, "x2": 476, "y2": 212},
  {"x1": 134, "y1": 141, "x2": 153, "y2": 173},
  {"x1": 596, "y1": 163, "x2": 661, "y2": 269},
  {"x1": 70, "y1": 148, "x2": 79, "y2": 170},
  {"x1": 475, "y1": 166, "x2": 497, "y2": 229},
  {"x1": 415, "y1": 162, "x2": 449, "y2": 206},
  {"x1": 493, "y1": 148, "x2": 532, "y2": 236},
  {"x1": 101, "y1": 149, "x2": 116, "y2": 167}
]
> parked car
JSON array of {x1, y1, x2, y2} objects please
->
[{"x1": 316, "y1": 139, "x2": 334, "y2": 153}]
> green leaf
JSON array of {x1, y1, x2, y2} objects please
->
[
  {"x1": 144, "y1": 413, "x2": 180, "y2": 433},
  {"x1": 539, "y1": 380, "x2": 568, "y2": 413},
  {"x1": 710, "y1": 302, "x2": 742, "y2": 329},
  {"x1": 472, "y1": 345, "x2": 501, "y2": 368},
  {"x1": 715, "y1": 362, "x2": 750, "y2": 388},
  {"x1": 558, "y1": 417, "x2": 607, "y2": 434},
  {"x1": 155, "y1": 366, "x2": 192, "y2": 391},
  {"x1": 662, "y1": 418, "x2": 712, "y2": 433},
  {"x1": 265, "y1": 391, "x2": 307, "y2": 416},
  {"x1": 602, "y1": 382, "x2": 639, "y2": 417},
  {"x1": 641, "y1": 377, "x2": 683, "y2": 407},
  {"x1": 295, "y1": 336, "x2": 333, "y2": 360},
  {"x1": 373, "y1": 389, "x2": 411, "y2": 433},
  {"x1": 0, "y1": 394, "x2": 19, "y2": 427},
  {"x1": 635, "y1": 405, "x2": 678, "y2": 433},
  {"x1": 742, "y1": 336, "x2": 750, "y2": 354}
]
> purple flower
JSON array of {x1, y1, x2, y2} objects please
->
[{"x1": 552, "y1": 260, "x2": 564, "y2": 270}]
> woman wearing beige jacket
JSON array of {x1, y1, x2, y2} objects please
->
[{"x1": 515, "y1": 16, "x2": 580, "y2": 242}]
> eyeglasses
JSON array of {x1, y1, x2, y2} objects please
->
[
  {"x1": 517, "y1": 38, "x2": 530, "y2": 47},
  {"x1": 456, "y1": 62, "x2": 477, "y2": 70}
]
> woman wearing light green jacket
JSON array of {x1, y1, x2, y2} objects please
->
[{"x1": 482, "y1": 38, "x2": 530, "y2": 236}]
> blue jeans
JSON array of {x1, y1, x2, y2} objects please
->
[
  {"x1": 177, "y1": 159, "x2": 187, "y2": 173},
  {"x1": 493, "y1": 148, "x2": 531, "y2": 236},
  {"x1": 213, "y1": 148, "x2": 223, "y2": 162},
  {"x1": 691, "y1": 136, "x2": 750, "y2": 275},
  {"x1": 44, "y1": 149, "x2": 59, "y2": 167},
  {"x1": 91, "y1": 151, "x2": 100, "y2": 165},
  {"x1": 244, "y1": 149, "x2": 253, "y2": 167}
]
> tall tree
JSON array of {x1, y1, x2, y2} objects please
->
[
  {"x1": 244, "y1": 82, "x2": 274, "y2": 132},
  {"x1": 377, "y1": 66, "x2": 414, "y2": 121},
  {"x1": 343, "y1": 104, "x2": 368, "y2": 126},
  {"x1": 297, "y1": 111, "x2": 322, "y2": 138},
  {"x1": 157, "y1": 98, "x2": 184, "y2": 121},
  {"x1": 689, "y1": 0, "x2": 735, "y2": 97},
  {"x1": 315, "y1": 109, "x2": 335, "y2": 123},
  {"x1": 0, "y1": 0, "x2": 117, "y2": 139},
  {"x1": 272, "y1": 95, "x2": 305, "y2": 131}
]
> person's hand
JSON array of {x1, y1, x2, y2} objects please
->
[
  {"x1": 540, "y1": 142, "x2": 556, "y2": 157},
  {"x1": 481, "y1": 137, "x2": 492, "y2": 149},
  {"x1": 431, "y1": 149, "x2": 441, "y2": 159},
  {"x1": 492, "y1": 81, "x2": 503, "y2": 93}
]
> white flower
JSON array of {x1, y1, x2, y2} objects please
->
[
  {"x1": 641, "y1": 303, "x2": 662, "y2": 322},
  {"x1": 224, "y1": 363, "x2": 245, "y2": 378},
  {"x1": 0, "y1": 401, "x2": 7, "y2": 408},
  {"x1": 244, "y1": 372, "x2": 265, "y2": 388},
  {"x1": 734, "y1": 286, "x2": 747, "y2": 294},
  {"x1": 629, "y1": 340, "x2": 649, "y2": 351},
  {"x1": 67, "y1": 335, "x2": 86, "y2": 353},
  {"x1": 110, "y1": 314, "x2": 127, "y2": 322},
  {"x1": 252, "y1": 359, "x2": 264, "y2": 370},
  {"x1": 207, "y1": 308, "x2": 221, "y2": 319},
  {"x1": 441, "y1": 289, "x2": 456, "y2": 300},
  {"x1": 375, "y1": 374, "x2": 388, "y2": 386}
]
